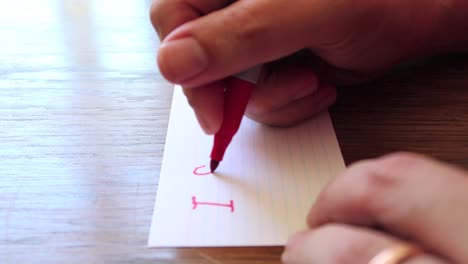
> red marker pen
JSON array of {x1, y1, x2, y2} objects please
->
[{"x1": 210, "y1": 66, "x2": 261, "y2": 172}]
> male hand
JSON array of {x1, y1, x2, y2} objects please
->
[
  {"x1": 150, "y1": 0, "x2": 453, "y2": 133},
  {"x1": 283, "y1": 152, "x2": 468, "y2": 263}
]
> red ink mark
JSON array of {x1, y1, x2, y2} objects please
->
[
  {"x1": 193, "y1": 165, "x2": 211, "y2": 176},
  {"x1": 192, "y1": 196, "x2": 235, "y2": 212}
]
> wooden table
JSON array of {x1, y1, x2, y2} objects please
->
[{"x1": 1, "y1": 1, "x2": 467, "y2": 263}]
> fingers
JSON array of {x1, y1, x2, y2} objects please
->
[
  {"x1": 248, "y1": 64, "x2": 319, "y2": 114},
  {"x1": 150, "y1": 0, "x2": 228, "y2": 40},
  {"x1": 186, "y1": 61, "x2": 335, "y2": 132},
  {"x1": 246, "y1": 84, "x2": 336, "y2": 127},
  {"x1": 182, "y1": 81, "x2": 225, "y2": 134},
  {"x1": 282, "y1": 223, "x2": 449, "y2": 264},
  {"x1": 157, "y1": 0, "x2": 325, "y2": 86},
  {"x1": 307, "y1": 152, "x2": 468, "y2": 263}
]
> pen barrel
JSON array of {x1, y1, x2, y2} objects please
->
[
  {"x1": 222, "y1": 76, "x2": 255, "y2": 131},
  {"x1": 210, "y1": 134, "x2": 233, "y2": 161},
  {"x1": 210, "y1": 76, "x2": 255, "y2": 162}
]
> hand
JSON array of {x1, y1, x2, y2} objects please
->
[
  {"x1": 150, "y1": 0, "x2": 457, "y2": 133},
  {"x1": 282, "y1": 152, "x2": 468, "y2": 263}
]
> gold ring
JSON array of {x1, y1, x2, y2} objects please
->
[{"x1": 369, "y1": 243, "x2": 422, "y2": 264}]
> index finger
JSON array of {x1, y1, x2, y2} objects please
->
[
  {"x1": 307, "y1": 152, "x2": 468, "y2": 263},
  {"x1": 150, "y1": 0, "x2": 229, "y2": 40}
]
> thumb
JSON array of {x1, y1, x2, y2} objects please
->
[{"x1": 157, "y1": 0, "x2": 322, "y2": 87}]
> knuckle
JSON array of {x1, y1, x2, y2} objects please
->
[
  {"x1": 149, "y1": 1, "x2": 159, "y2": 25},
  {"x1": 149, "y1": 1, "x2": 164, "y2": 37},
  {"x1": 345, "y1": 160, "x2": 399, "y2": 213},
  {"x1": 343, "y1": 152, "x2": 426, "y2": 215},
  {"x1": 319, "y1": 224, "x2": 375, "y2": 264},
  {"x1": 314, "y1": 181, "x2": 335, "y2": 207},
  {"x1": 220, "y1": 5, "x2": 268, "y2": 50},
  {"x1": 376, "y1": 152, "x2": 427, "y2": 173}
]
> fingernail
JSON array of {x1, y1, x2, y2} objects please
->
[
  {"x1": 293, "y1": 73, "x2": 319, "y2": 100},
  {"x1": 158, "y1": 38, "x2": 208, "y2": 83}
]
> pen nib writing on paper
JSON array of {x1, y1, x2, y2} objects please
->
[
  {"x1": 209, "y1": 66, "x2": 261, "y2": 172},
  {"x1": 210, "y1": 159, "x2": 220, "y2": 173}
]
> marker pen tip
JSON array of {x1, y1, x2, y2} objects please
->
[{"x1": 210, "y1": 159, "x2": 220, "y2": 173}]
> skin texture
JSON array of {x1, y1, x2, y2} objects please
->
[
  {"x1": 150, "y1": 0, "x2": 451, "y2": 134},
  {"x1": 150, "y1": 1, "x2": 468, "y2": 263},
  {"x1": 283, "y1": 152, "x2": 468, "y2": 263}
]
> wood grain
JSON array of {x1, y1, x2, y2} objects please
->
[
  {"x1": 0, "y1": 1, "x2": 467, "y2": 263},
  {"x1": 332, "y1": 55, "x2": 468, "y2": 168}
]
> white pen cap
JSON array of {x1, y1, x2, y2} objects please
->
[{"x1": 233, "y1": 65, "x2": 261, "y2": 84}]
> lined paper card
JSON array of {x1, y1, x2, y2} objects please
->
[{"x1": 148, "y1": 87, "x2": 345, "y2": 247}]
